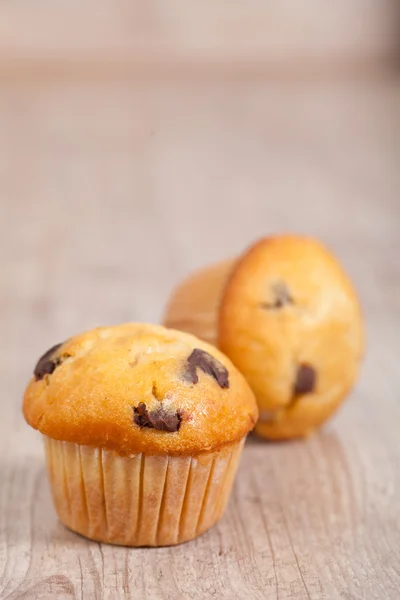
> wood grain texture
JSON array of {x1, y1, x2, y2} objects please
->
[{"x1": 1, "y1": 75, "x2": 400, "y2": 599}]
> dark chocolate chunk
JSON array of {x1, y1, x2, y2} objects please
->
[
  {"x1": 260, "y1": 282, "x2": 293, "y2": 310},
  {"x1": 184, "y1": 362, "x2": 199, "y2": 385},
  {"x1": 294, "y1": 364, "x2": 316, "y2": 395},
  {"x1": 133, "y1": 402, "x2": 181, "y2": 432},
  {"x1": 34, "y1": 342, "x2": 63, "y2": 380},
  {"x1": 185, "y1": 348, "x2": 229, "y2": 389}
]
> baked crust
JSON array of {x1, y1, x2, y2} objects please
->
[
  {"x1": 23, "y1": 323, "x2": 257, "y2": 455},
  {"x1": 219, "y1": 235, "x2": 365, "y2": 438}
]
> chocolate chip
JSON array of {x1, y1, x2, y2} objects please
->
[
  {"x1": 34, "y1": 342, "x2": 64, "y2": 380},
  {"x1": 260, "y1": 282, "x2": 293, "y2": 310},
  {"x1": 185, "y1": 348, "x2": 229, "y2": 389},
  {"x1": 294, "y1": 364, "x2": 316, "y2": 395},
  {"x1": 133, "y1": 402, "x2": 181, "y2": 432},
  {"x1": 184, "y1": 362, "x2": 199, "y2": 385}
]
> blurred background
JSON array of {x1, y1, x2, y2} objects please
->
[{"x1": 1, "y1": 1, "x2": 399, "y2": 370}]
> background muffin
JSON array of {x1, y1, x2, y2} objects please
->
[
  {"x1": 23, "y1": 323, "x2": 257, "y2": 546},
  {"x1": 164, "y1": 235, "x2": 364, "y2": 440}
]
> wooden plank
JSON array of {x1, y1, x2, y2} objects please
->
[{"x1": 0, "y1": 77, "x2": 399, "y2": 599}]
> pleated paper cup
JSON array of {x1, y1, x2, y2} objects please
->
[{"x1": 44, "y1": 435, "x2": 244, "y2": 547}]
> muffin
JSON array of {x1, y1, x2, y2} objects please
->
[
  {"x1": 164, "y1": 235, "x2": 364, "y2": 440},
  {"x1": 23, "y1": 323, "x2": 257, "y2": 546},
  {"x1": 164, "y1": 259, "x2": 235, "y2": 346}
]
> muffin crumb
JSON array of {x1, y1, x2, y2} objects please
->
[{"x1": 151, "y1": 381, "x2": 163, "y2": 401}]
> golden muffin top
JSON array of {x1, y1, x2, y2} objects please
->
[
  {"x1": 218, "y1": 235, "x2": 364, "y2": 418},
  {"x1": 23, "y1": 323, "x2": 257, "y2": 456}
]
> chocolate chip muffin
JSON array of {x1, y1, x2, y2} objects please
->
[
  {"x1": 164, "y1": 236, "x2": 364, "y2": 440},
  {"x1": 23, "y1": 323, "x2": 257, "y2": 546}
]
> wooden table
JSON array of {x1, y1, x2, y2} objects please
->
[{"x1": 1, "y1": 74, "x2": 399, "y2": 599}]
